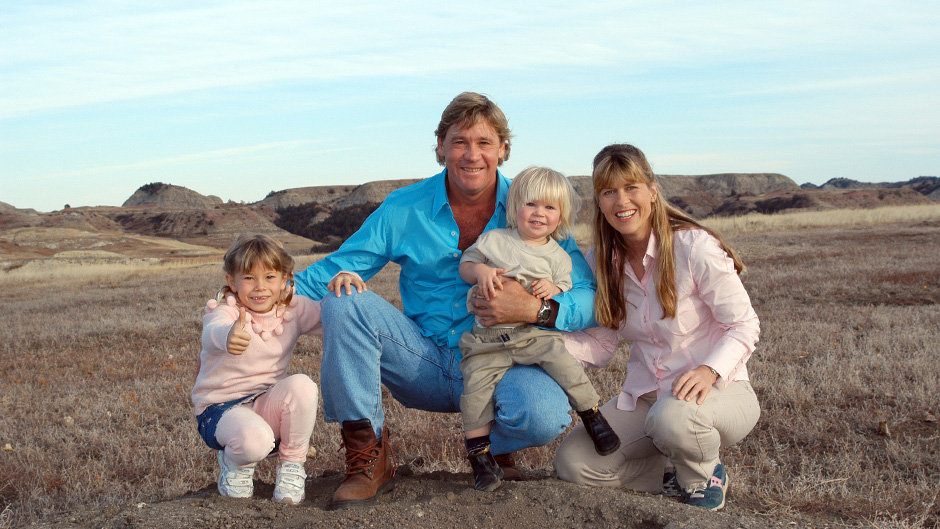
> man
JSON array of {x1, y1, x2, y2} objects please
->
[{"x1": 294, "y1": 92, "x2": 596, "y2": 510}]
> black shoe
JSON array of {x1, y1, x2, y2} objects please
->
[
  {"x1": 467, "y1": 451, "x2": 504, "y2": 492},
  {"x1": 579, "y1": 407, "x2": 621, "y2": 456}
]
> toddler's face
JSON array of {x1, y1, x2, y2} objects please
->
[
  {"x1": 225, "y1": 264, "x2": 288, "y2": 313},
  {"x1": 516, "y1": 199, "x2": 560, "y2": 245}
]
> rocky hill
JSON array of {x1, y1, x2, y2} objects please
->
[
  {"x1": 123, "y1": 182, "x2": 223, "y2": 209},
  {"x1": 257, "y1": 179, "x2": 422, "y2": 210},
  {"x1": 2, "y1": 174, "x2": 937, "y2": 268}
]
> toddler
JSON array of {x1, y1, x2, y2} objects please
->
[{"x1": 458, "y1": 167, "x2": 620, "y2": 492}]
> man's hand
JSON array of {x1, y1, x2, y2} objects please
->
[
  {"x1": 327, "y1": 272, "x2": 368, "y2": 297},
  {"x1": 671, "y1": 365, "x2": 718, "y2": 405},
  {"x1": 226, "y1": 306, "x2": 251, "y2": 355},
  {"x1": 471, "y1": 279, "x2": 541, "y2": 327}
]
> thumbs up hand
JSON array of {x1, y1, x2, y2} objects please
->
[{"x1": 226, "y1": 306, "x2": 251, "y2": 355}]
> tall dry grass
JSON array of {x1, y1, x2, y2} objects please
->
[{"x1": 1, "y1": 206, "x2": 938, "y2": 527}]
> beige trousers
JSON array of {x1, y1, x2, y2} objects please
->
[
  {"x1": 459, "y1": 324, "x2": 601, "y2": 432},
  {"x1": 553, "y1": 380, "x2": 759, "y2": 492}
]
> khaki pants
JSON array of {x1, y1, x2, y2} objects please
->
[
  {"x1": 459, "y1": 325, "x2": 600, "y2": 432},
  {"x1": 553, "y1": 380, "x2": 760, "y2": 492}
]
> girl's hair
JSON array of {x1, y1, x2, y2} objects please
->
[
  {"x1": 591, "y1": 144, "x2": 744, "y2": 328},
  {"x1": 506, "y1": 166, "x2": 581, "y2": 240},
  {"x1": 219, "y1": 234, "x2": 295, "y2": 307}
]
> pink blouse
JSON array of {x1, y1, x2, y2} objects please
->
[{"x1": 566, "y1": 229, "x2": 759, "y2": 411}]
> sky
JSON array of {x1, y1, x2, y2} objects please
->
[{"x1": 2, "y1": 1, "x2": 938, "y2": 213}]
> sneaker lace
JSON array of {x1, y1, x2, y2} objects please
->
[
  {"x1": 686, "y1": 485, "x2": 707, "y2": 499},
  {"x1": 662, "y1": 472, "x2": 682, "y2": 497}
]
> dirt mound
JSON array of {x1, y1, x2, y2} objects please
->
[{"x1": 123, "y1": 182, "x2": 223, "y2": 209}]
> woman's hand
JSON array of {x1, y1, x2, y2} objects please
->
[
  {"x1": 671, "y1": 365, "x2": 718, "y2": 405},
  {"x1": 327, "y1": 272, "x2": 368, "y2": 297}
]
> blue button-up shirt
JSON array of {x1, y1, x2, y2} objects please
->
[{"x1": 294, "y1": 169, "x2": 597, "y2": 351}]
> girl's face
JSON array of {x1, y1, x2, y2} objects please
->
[
  {"x1": 515, "y1": 198, "x2": 561, "y2": 245},
  {"x1": 597, "y1": 181, "x2": 656, "y2": 245},
  {"x1": 225, "y1": 263, "x2": 288, "y2": 313}
]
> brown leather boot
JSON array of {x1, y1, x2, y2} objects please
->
[
  {"x1": 493, "y1": 452, "x2": 524, "y2": 481},
  {"x1": 330, "y1": 419, "x2": 396, "y2": 510}
]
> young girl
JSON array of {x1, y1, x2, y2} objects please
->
[
  {"x1": 192, "y1": 234, "x2": 363, "y2": 504},
  {"x1": 458, "y1": 166, "x2": 620, "y2": 492}
]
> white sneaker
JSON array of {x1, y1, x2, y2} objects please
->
[
  {"x1": 273, "y1": 460, "x2": 307, "y2": 504},
  {"x1": 217, "y1": 450, "x2": 255, "y2": 499}
]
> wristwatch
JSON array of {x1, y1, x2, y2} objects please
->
[{"x1": 535, "y1": 299, "x2": 552, "y2": 326}]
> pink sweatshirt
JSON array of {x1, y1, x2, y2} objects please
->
[{"x1": 191, "y1": 292, "x2": 322, "y2": 415}]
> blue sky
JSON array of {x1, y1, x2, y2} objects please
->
[{"x1": 2, "y1": 1, "x2": 938, "y2": 212}]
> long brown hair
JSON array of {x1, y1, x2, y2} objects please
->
[{"x1": 591, "y1": 144, "x2": 743, "y2": 328}]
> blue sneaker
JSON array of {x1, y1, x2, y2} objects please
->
[{"x1": 683, "y1": 462, "x2": 728, "y2": 511}]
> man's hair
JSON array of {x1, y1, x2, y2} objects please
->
[
  {"x1": 434, "y1": 92, "x2": 512, "y2": 165},
  {"x1": 506, "y1": 166, "x2": 580, "y2": 240}
]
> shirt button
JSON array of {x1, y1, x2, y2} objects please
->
[
  {"x1": 451, "y1": 231, "x2": 456, "y2": 236},
  {"x1": 451, "y1": 330, "x2": 456, "y2": 334},
  {"x1": 453, "y1": 252, "x2": 459, "y2": 258}
]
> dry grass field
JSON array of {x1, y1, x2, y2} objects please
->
[{"x1": 1, "y1": 205, "x2": 939, "y2": 528}]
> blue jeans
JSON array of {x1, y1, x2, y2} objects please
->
[{"x1": 319, "y1": 290, "x2": 572, "y2": 454}]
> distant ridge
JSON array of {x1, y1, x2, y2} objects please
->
[
  {"x1": 801, "y1": 176, "x2": 940, "y2": 201},
  {"x1": 3, "y1": 173, "x2": 938, "y2": 266}
]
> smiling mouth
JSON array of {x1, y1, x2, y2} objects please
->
[{"x1": 615, "y1": 209, "x2": 637, "y2": 220}]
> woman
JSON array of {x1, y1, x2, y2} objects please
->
[{"x1": 553, "y1": 144, "x2": 760, "y2": 511}]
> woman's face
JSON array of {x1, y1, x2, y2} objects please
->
[{"x1": 596, "y1": 180, "x2": 656, "y2": 245}]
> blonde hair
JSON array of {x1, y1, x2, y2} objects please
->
[
  {"x1": 591, "y1": 144, "x2": 743, "y2": 328},
  {"x1": 506, "y1": 166, "x2": 581, "y2": 240},
  {"x1": 434, "y1": 92, "x2": 512, "y2": 165},
  {"x1": 219, "y1": 234, "x2": 295, "y2": 307}
]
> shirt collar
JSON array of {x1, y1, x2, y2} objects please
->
[
  {"x1": 643, "y1": 231, "x2": 658, "y2": 264},
  {"x1": 431, "y1": 168, "x2": 509, "y2": 218}
]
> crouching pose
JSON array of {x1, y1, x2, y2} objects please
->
[
  {"x1": 554, "y1": 144, "x2": 761, "y2": 511},
  {"x1": 292, "y1": 92, "x2": 598, "y2": 510},
  {"x1": 193, "y1": 234, "x2": 360, "y2": 504}
]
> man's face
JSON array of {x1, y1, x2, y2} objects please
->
[{"x1": 436, "y1": 119, "x2": 506, "y2": 200}]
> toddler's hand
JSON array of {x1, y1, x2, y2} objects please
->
[
  {"x1": 531, "y1": 278, "x2": 561, "y2": 300},
  {"x1": 327, "y1": 273, "x2": 368, "y2": 297},
  {"x1": 226, "y1": 306, "x2": 251, "y2": 355},
  {"x1": 475, "y1": 267, "x2": 506, "y2": 300}
]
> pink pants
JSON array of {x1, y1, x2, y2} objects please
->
[{"x1": 215, "y1": 374, "x2": 318, "y2": 466}]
